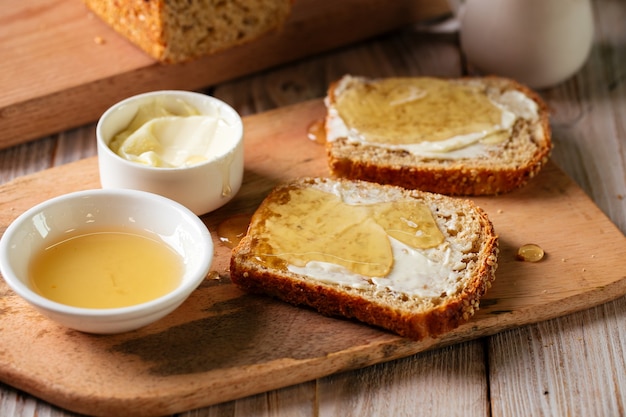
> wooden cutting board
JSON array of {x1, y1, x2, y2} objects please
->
[
  {"x1": 0, "y1": 0, "x2": 449, "y2": 150},
  {"x1": 0, "y1": 99, "x2": 624, "y2": 417}
]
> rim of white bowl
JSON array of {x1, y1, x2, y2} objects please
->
[
  {"x1": 96, "y1": 90, "x2": 244, "y2": 172},
  {"x1": 0, "y1": 188, "x2": 214, "y2": 318}
]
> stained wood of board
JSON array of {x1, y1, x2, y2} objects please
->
[{"x1": 0, "y1": 99, "x2": 624, "y2": 417}]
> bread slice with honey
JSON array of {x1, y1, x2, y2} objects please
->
[
  {"x1": 324, "y1": 75, "x2": 552, "y2": 195},
  {"x1": 230, "y1": 177, "x2": 498, "y2": 340}
]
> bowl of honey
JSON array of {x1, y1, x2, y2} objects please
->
[{"x1": 0, "y1": 189, "x2": 213, "y2": 334}]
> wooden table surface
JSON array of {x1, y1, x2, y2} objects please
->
[{"x1": 1, "y1": 0, "x2": 624, "y2": 415}]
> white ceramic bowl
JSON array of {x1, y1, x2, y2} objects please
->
[
  {"x1": 97, "y1": 90, "x2": 244, "y2": 216},
  {"x1": 0, "y1": 189, "x2": 214, "y2": 334}
]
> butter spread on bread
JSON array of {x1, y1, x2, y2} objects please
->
[
  {"x1": 230, "y1": 177, "x2": 499, "y2": 340},
  {"x1": 325, "y1": 75, "x2": 552, "y2": 195}
]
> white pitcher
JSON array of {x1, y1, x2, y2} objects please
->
[{"x1": 458, "y1": 0, "x2": 594, "y2": 89}]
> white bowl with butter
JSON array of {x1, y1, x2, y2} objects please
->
[
  {"x1": 97, "y1": 90, "x2": 244, "y2": 216},
  {"x1": 0, "y1": 189, "x2": 213, "y2": 334}
]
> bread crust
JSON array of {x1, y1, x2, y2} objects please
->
[
  {"x1": 230, "y1": 178, "x2": 499, "y2": 340},
  {"x1": 82, "y1": 0, "x2": 293, "y2": 63},
  {"x1": 325, "y1": 75, "x2": 552, "y2": 196}
]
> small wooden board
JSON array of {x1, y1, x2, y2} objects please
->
[
  {"x1": 0, "y1": 100, "x2": 624, "y2": 416},
  {"x1": 0, "y1": 0, "x2": 449, "y2": 149}
]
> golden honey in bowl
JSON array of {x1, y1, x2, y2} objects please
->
[{"x1": 29, "y1": 229, "x2": 183, "y2": 309}]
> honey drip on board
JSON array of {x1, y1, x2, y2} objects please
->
[
  {"x1": 249, "y1": 187, "x2": 444, "y2": 277},
  {"x1": 516, "y1": 243, "x2": 545, "y2": 262},
  {"x1": 334, "y1": 77, "x2": 507, "y2": 145},
  {"x1": 217, "y1": 213, "x2": 252, "y2": 248},
  {"x1": 306, "y1": 118, "x2": 327, "y2": 144}
]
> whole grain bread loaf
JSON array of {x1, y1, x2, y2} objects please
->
[
  {"x1": 324, "y1": 75, "x2": 552, "y2": 195},
  {"x1": 82, "y1": 0, "x2": 293, "y2": 63},
  {"x1": 230, "y1": 177, "x2": 498, "y2": 340}
]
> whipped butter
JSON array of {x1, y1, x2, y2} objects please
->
[
  {"x1": 251, "y1": 181, "x2": 467, "y2": 298},
  {"x1": 326, "y1": 76, "x2": 539, "y2": 159},
  {"x1": 109, "y1": 97, "x2": 238, "y2": 168}
]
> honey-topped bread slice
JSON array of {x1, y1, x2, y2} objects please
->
[
  {"x1": 324, "y1": 75, "x2": 552, "y2": 195},
  {"x1": 230, "y1": 177, "x2": 499, "y2": 340}
]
